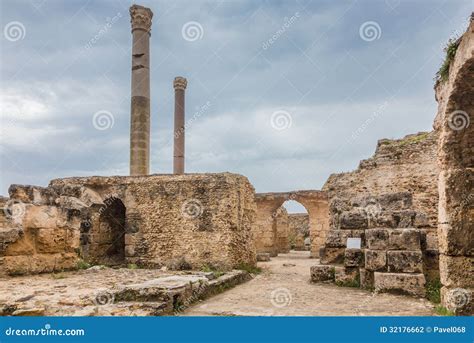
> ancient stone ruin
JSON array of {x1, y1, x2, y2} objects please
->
[{"x1": 0, "y1": 5, "x2": 472, "y2": 316}]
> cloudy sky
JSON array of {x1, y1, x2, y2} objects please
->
[{"x1": 0, "y1": 0, "x2": 472, "y2": 211}]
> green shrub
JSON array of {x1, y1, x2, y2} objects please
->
[
  {"x1": 436, "y1": 37, "x2": 461, "y2": 83},
  {"x1": 426, "y1": 279, "x2": 442, "y2": 304},
  {"x1": 76, "y1": 260, "x2": 91, "y2": 270},
  {"x1": 434, "y1": 305, "x2": 455, "y2": 316},
  {"x1": 236, "y1": 263, "x2": 262, "y2": 274}
]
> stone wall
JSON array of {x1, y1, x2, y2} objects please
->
[
  {"x1": 1, "y1": 173, "x2": 257, "y2": 275},
  {"x1": 323, "y1": 131, "x2": 439, "y2": 233},
  {"x1": 288, "y1": 214, "x2": 309, "y2": 250},
  {"x1": 433, "y1": 18, "x2": 473, "y2": 315},
  {"x1": 0, "y1": 191, "x2": 81, "y2": 276},
  {"x1": 313, "y1": 192, "x2": 429, "y2": 297}
]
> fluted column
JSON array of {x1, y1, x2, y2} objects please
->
[
  {"x1": 129, "y1": 5, "x2": 153, "y2": 176},
  {"x1": 173, "y1": 77, "x2": 187, "y2": 174}
]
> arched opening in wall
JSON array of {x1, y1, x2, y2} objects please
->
[
  {"x1": 282, "y1": 200, "x2": 310, "y2": 254},
  {"x1": 88, "y1": 197, "x2": 126, "y2": 265}
]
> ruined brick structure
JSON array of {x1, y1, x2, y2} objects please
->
[
  {"x1": 434, "y1": 18, "x2": 473, "y2": 315},
  {"x1": 320, "y1": 132, "x2": 440, "y2": 282},
  {"x1": 254, "y1": 191, "x2": 329, "y2": 258},
  {"x1": 0, "y1": 173, "x2": 257, "y2": 275},
  {"x1": 288, "y1": 214, "x2": 309, "y2": 250}
]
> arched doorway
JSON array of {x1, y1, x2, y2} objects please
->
[
  {"x1": 82, "y1": 197, "x2": 126, "y2": 265},
  {"x1": 282, "y1": 200, "x2": 310, "y2": 252},
  {"x1": 99, "y1": 197, "x2": 126, "y2": 264}
]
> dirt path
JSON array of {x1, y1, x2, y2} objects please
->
[{"x1": 183, "y1": 251, "x2": 435, "y2": 316}]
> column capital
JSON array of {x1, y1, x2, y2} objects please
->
[
  {"x1": 130, "y1": 4, "x2": 153, "y2": 33},
  {"x1": 173, "y1": 76, "x2": 188, "y2": 90}
]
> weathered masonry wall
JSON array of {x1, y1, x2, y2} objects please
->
[
  {"x1": 434, "y1": 18, "x2": 474, "y2": 315},
  {"x1": 255, "y1": 191, "x2": 329, "y2": 257},
  {"x1": 314, "y1": 192, "x2": 431, "y2": 297},
  {"x1": 322, "y1": 131, "x2": 440, "y2": 277},
  {"x1": 0, "y1": 173, "x2": 257, "y2": 275},
  {"x1": 288, "y1": 214, "x2": 309, "y2": 250}
]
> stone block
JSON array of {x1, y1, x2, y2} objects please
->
[
  {"x1": 387, "y1": 251, "x2": 423, "y2": 273},
  {"x1": 2, "y1": 229, "x2": 33, "y2": 256},
  {"x1": 339, "y1": 209, "x2": 368, "y2": 229},
  {"x1": 374, "y1": 272, "x2": 426, "y2": 297},
  {"x1": 437, "y1": 222, "x2": 474, "y2": 256},
  {"x1": 365, "y1": 250, "x2": 386, "y2": 271},
  {"x1": 335, "y1": 266, "x2": 359, "y2": 286},
  {"x1": 439, "y1": 255, "x2": 474, "y2": 288},
  {"x1": 359, "y1": 268, "x2": 374, "y2": 289},
  {"x1": 325, "y1": 230, "x2": 364, "y2": 248},
  {"x1": 3, "y1": 253, "x2": 78, "y2": 275},
  {"x1": 310, "y1": 265, "x2": 335, "y2": 282},
  {"x1": 319, "y1": 247, "x2": 344, "y2": 264},
  {"x1": 366, "y1": 228, "x2": 389, "y2": 250},
  {"x1": 36, "y1": 228, "x2": 67, "y2": 253},
  {"x1": 369, "y1": 211, "x2": 397, "y2": 229},
  {"x1": 22, "y1": 205, "x2": 61, "y2": 229},
  {"x1": 8, "y1": 184, "x2": 57, "y2": 205},
  {"x1": 414, "y1": 212, "x2": 429, "y2": 227},
  {"x1": 256, "y1": 253, "x2": 270, "y2": 262},
  {"x1": 388, "y1": 229, "x2": 421, "y2": 250},
  {"x1": 393, "y1": 210, "x2": 416, "y2": 228},
  {"x1": 344, "y1": 248, "x2": 363, "y2": 267},
  {"x1": 441, "y1": 286, "x2": 474, "y2": 316}
]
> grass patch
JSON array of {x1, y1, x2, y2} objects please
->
[
  {"x1": 127, "y1": 263, "x2": 139, "y2": 270},
  {"x1": 426, "y1": 279, "x2": 442, "y2": 304},
  {"x1": 236, "y1": 263, "x2": 262, "y2": 275},
  {"x1": 76, "y1": 259, "x2": 91, "y2": 270},
  {"x1": 436, "y1": 37, "x2": 461, "y2": 83},
  {"x1": 398, "y1": 132, "x2": 430, "y2": 146},
  {"x1": 335, "y1": 271, "x2": 360, "y2": 288},
  {"x1": 434, "y1": 305, "x2": 455, "y2": 316},
  {"x1": 201, "y1": 264, "x2": 225, "y2": 278}
]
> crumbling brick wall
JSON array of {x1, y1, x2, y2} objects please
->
[
  {"x1": 322, "y1": 132, "x2": 440, "y2": 279},
  {"x1": 0, "y1": 173, "x2": 257, "y2": 275}
]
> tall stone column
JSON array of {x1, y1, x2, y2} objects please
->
[
  {"x1": 173, "y1": 77, "x2": 187, "y2": 174},
  {"x1": 129, "y1": 5, "x2": 153, "y2": 176}
]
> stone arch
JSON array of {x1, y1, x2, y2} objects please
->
[
  {"x1": 255, "y1": 190, "x2": 329, "y2": 257},
  {"x1": 81, "y1": 196, "x2": 127, "y2": 265}
]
